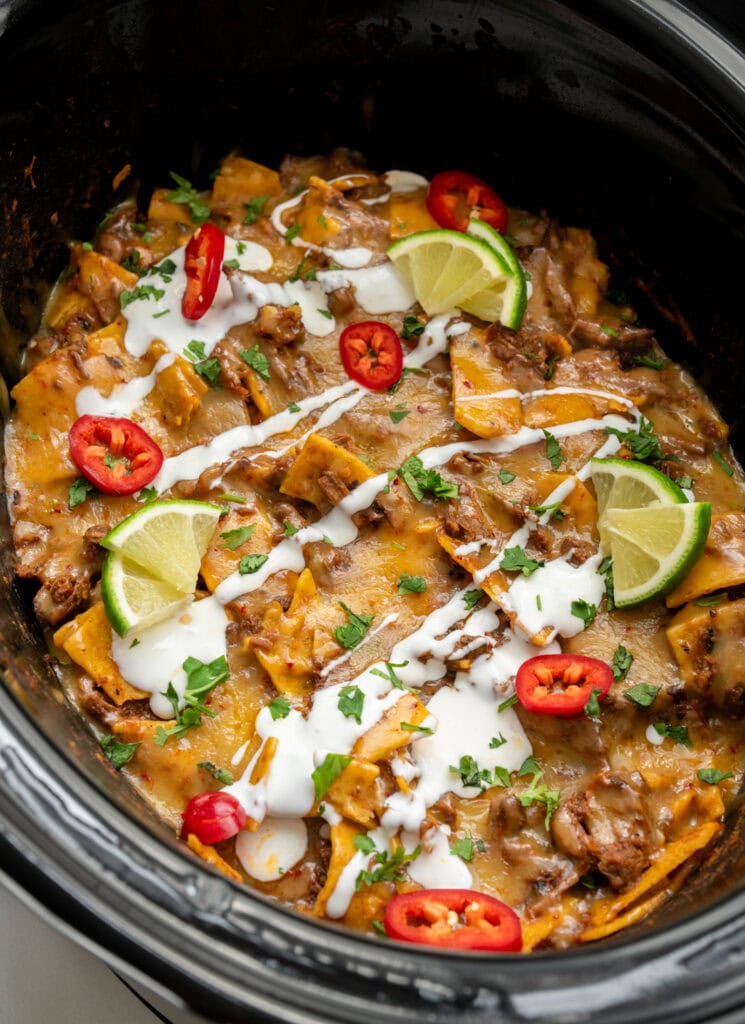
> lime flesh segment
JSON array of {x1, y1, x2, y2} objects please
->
[
  {"x1": 590, "y1": 457, "x2": 687, "y2": 555},
  {"x1": 606, "y1": 501, "x2": 711, "y2": 607},
  {"x1": 388, "y1": 229, "x2": 512, "y2": 318},
  {"x1": 101, "y1": 499, "x2": 221, "y2": 594},
  {"x1": 466, "y1": 218, "x2": 527, "y2": 329},
  {"x1": 102, "y1": 552, "x2": 191, "y2": 637}
]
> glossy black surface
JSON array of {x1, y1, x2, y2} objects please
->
[{"x1": 1, "y1": 1, "x2": 745, "y2": 1021}]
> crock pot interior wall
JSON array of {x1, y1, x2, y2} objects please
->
[{"x1": 2, "y1": 1, "x2": 745, "y2": 1022}]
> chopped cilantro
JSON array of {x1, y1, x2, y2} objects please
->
[
  {"x1": 698, "y1": 768, "x2": 734, "y2": 785},
  {"x1": 268, "y1": 696, "x2": 291, "y2": 720},
  {"x1": 218, "y1": 492, "x2": 246, "y2": 503},
  {"x1": 371, "y1": 920, "x2": 387, "y2": 937},
  {"x1": 100, "y1": 735, "x2": 140, "y2": 770},
  {"x1": 166, "y1": 171, "x2": 211, "y2": 223},
  {"x1": 571, "y1": 599, "x2": 597, "y2": 629},
  {"x1": 450, "y1": 832, "x2": 480, "y2": 862},
  {"x1": 355, "y1": 844, "x2": 420, "y2": 890},
  {"x1": 677, "y1": 475, "x2": 694, "y2": 490},
  {"x1": 653, "y1": 722, "x2": 692, "y2": 748},
  {"x1": 370, "y1": 661, "x2": 411, "y2": 691},
  {"x1": 605, "y1": 416, "x2": 664, "y2": 464},
  {"x1": 612, "y1": 645, "x2": 634, "y2": 682},
  {"x1": 584, "y1": 687, "x2": 602, "y2": 719},
  {"x1": 288, "y1": 401, "x2": 301, "y2": 413},
  {"x1": 353, "y1": 834, "x2": 376, "y2": 854},
  {"x1": 223, "y1": 258, "x2": 240, "y2": 270},
  {"x1": 401, "y1": 315, "x2": 425, "y2": 339},
  {"x1": 449, "y1": 755, "x2": 507, "y2": 791},
  {"x1": 489, "y1": 733, "x2": 507, "y2": 749},
  {"x1": 400, "y1": 721, "x2": 433, "y2": 735},
  {"x1": 518, "y1": 756, "x2": 540, "y2": 777},
  {"x1": 154, "y1": 656, "x2": 229, "y2": 745},
  {"x1": 334, "y1": 602, "x2": 373, "y2": 649},
  {"x1": 197, "y1": 761, "x2": 234, "y2": 785},
  {"x1": 694, "y1": 593, "x2": 724, "y2": 607},
  {"x1": 183, "y1": 339, "x2": 221, "y2": 386},
  {"x1": 630, "y1": 353, "x2": 663, "y2": 370},
  {"x1": 238, "y1": 553, "x2": 269, "y2": 574},
  {"x1": 498, "y1": 469, "x2": 516, "y2": 484},
  {"x1": 543, "y1": 429, "x2": 564, "y2": 471},
  {"x1": 316, "y1": 307, "x2": 333, "y2": 319},
  {"x1": 397, "y1": 455, "x2": 458, "y2": 502},
  {"x1": 285, "y1": 223, "x2": 302, "y2": 242},
  {"x1": 598, "y1": 555, "x2": 615, "y2": 610},
  {"x1": 390, "y1": 404, "x2": 409, "y2": 424},
  {"x1": 544, "y1": 354, "x2": 559, "y2": 381},
  {"x1": 518, "y1": 768, "x2": 560, "y2": 829},
  {"x1": 463, "y1": 589, "x2": 485, "y2": 611},
  {"x1": 239, "y1": 345, "x2": 271, "y2": 381},
  {"x1": 69, "y1": 477, "x2": 94, "y2": 508},
  {"x1": 149, "y1": 257, "x2": 176, "y2": 280},
  {"x1": 312, "y1": 752, "x2": 352, "y2": 800},
  {"x1": 498, "y1": 694, "x2": 518, "y2": 713},
  {"x1": 137, "y1": 486, "x2": 158, "y2": 503},
  {"x1": 120, "y1": 250, "x2": 142, "y2": 274},
  {"x1": 242, "y1": 195, "x2": 269, "y2": 225},
  {"x1": 624, "y1": 683, "x2": 660, "y2": 708},
  {"x1": 600, "y1": 324, "x2": 619, "y2": 338},
  {"x1": 527, "y1": 501, "x2": 566, "y2": 520},
  {"x1": 219, "y1": 524, "x2": 256, "y2": 550},
  {"x1": 338, "y1": 685, "x2": 365, "y2": 724},
  {"x1": 397, "y1": 574, "x2": 426, "y2": 595},
  {"x1": 120, "y1": 284, "x2": 165, "y2": 309},
  {"x1": 283, "y1": 521, "x2": 299, "y2": 536},
  {"x1": 500, "y1": 545, "x2": 544, "y2": 577}
]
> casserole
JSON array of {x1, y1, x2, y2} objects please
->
[{"x1": 2, "y1": 0, "x2": 745, "y2": 1020}]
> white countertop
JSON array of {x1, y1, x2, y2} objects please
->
[{"x1": 0, "y1": 883, "x2": 163, "y2": 1024}]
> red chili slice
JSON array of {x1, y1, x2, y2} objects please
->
[
  {"x1": 427, "y1": 170, "x2": 508, "y2": 233},
  {"x1": 516, "y1": 654, "x2": 613, "y2": 716},
  {"x1": 182, "y1": 222, "x2": 225, "y2": 321},
  {"x1": 181, "y1": 791, "x2": 247, "y2": 844},
  {"x1": 68, "y1": 415, "x2": 163, "y2": 496},
  {"x1": 384, "y1": 889, "x2": 522, "y2": 951},
  {"x1": 339, "y1": 320, "x2": 403, "y2": 390}
]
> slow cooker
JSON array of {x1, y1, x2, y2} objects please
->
[{"x1": 2, "y1": 1, "x2": 745, "y2": 1021}]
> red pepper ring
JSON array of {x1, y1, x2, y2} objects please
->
[
  {"x1": 516, "y1": 654, "x2": 613, "y2": 717},
  {"x1": 182, "y1": 221, "x2": 225, "y2": 321},
  {"x1": 181, "y1": 791, "x2": 247, "y2": 845},
  {"x1": 427, "y1": 170, "x2": 508, "y2": 234},
  {"x1": 384, "y1": 889, "x2": 522, "y2": 951},
  {"x1": 68, "y1": 414, "x2": 163, "y2": 496},
  {"x1": 339, "y1": 320, "x2": 403, "y2": 391}
]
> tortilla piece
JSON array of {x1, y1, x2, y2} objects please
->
[
  {"x1": 54, "y1": 603, "x2": 148, "y2": 704},
  {"x1": 280, "y1": 433, "x2": 374, "y2": 509},
  {"x1": 450, "y1": 329, "x2": 523, "y2": 439},
  {"x1": 186, "y1": 833, "x2": 244, "y2": 883},
  {"x1": 666, "y1": 512, "x2": 745, "y2": 607}
]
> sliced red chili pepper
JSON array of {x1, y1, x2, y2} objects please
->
[
  {"x1": 68, "y1": 415, "x2": 163, "y2": 496},
  {"x1": 427, "y1": 170, "x2": 508, "y2": 234},
  {"x1": 181, "y1": 791, "x2": 247, "y2": 844},
  {"x1": 339, "y1": 320, "x2": 403, "y2": 391},
  {"x1": 384, "y1": 889, "x2": 522, "y2": 951},
  {"x1": 182, "y1": 222, "x2": 225, "y2": 321},
  {"x1": 516, "y1": 654, "x2": 613, "y2": 716}
]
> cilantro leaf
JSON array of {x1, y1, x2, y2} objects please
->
[
  {"x1": 120, "y1": 283, "x2": 165, "y2": 310},
  {"x1": 239, "y1": 345, "x2": 271, "y2": 381},
  {"x1": 355, "y1": 844, "x2": 420, "y2": 890},
  {"x1": 389, "y1": 404, "x2": 409, "y2": 424},
  {"x1": 238, "y1": 553, "x2": 269, "y2": 574},
  {"x1": 333, "y1": 602, "x2": 373, "y2": 650},
  {"x1": 69, "y1": 477, "x2": 95, "y2": 508},
  {"x1": 397, "y1": 455, "x2": 458, "y2": 502},
  {"x1": 630, "y1": 353, "x2": 663, "y2": 370},
  {"x1": 518, "y1": 769, "x2": 561, "y2": 829},
  {"x1": 288, "y1": 401, "x2": 301, "y2": 413},
  {"x1": 653, "y1": 722, "x2": 692, "y2": 748},
  {"x1": 154, "y1": 657, "x2": 229, "y2": 745},
  {"x1": 597, "y1": 555, "x2": 615, "y2": 610},
  {"x1": 220, "y1": 525, "x2": 256, "y2": 550},
  {"x1": 197, "y1": 761, "x2": 234, "y2": 785},
  {"x1": 242, "y1": 195, "x2": 269, "y2": 225},
  {"x1": 400, "y1": 721, "x2": 433, "y2": 735},
  {"x1": 353, "y1": 834, "x2": 376, "y2": 854},
  {"x1": 624, "y1": 683, "x2": 660, "y2": 708},
  {"x1": 489, "y1": 733, "x2": 507, "y2": 749},
  {"x1": 312, "y1": 753, "x2": 352, "y2": 801},
  {"x1": 370, "y1": 661, "x2": 411, "y2": 691},
  {"x1": 183, "y1": 339, "x2": 222, "y2": 386},
  {"x1": 584, "y1": 687, "x2": 602, "y2": 719},
  {"x1": 166, "y1": 171, "x2": 211, "y2": 223},
  {"x1": 397, "y1": 574, "x2": 426, "y2": 595},
  {"x1": 450, "y1": 832, "x2": 478, "y2": 862},
  {"x1": 137, "y1": 486, "x2": 158, "y2": 503},
  {"x1": 463, "y1": 589, "x2": 485, "y2": 611},
  {"x1": 500, "y1": 545, "x2": 544, "y2": 577},
  {"x1": 605, "y1": 416, "x2": 664, "y2": 463},
  {"x1": 713, "y1": 450, "x2": 734, "y2": 477},
  {"x1": 543, "y1": 429, "x2": 564, "y2": 470},
  {"x1": 338, "y1": 685, "x2": 365, "y2": 724},
  {"x1": 571, "y1": 599, "x2": 596, "y2": 629},
  {"x1": 612, "y1": 645, "x2": 634, "y2": 682},
  {"x1": 697, "y1": 768, "x2": 734, "y2": 785},
  {"x1": 498, "y1": 694, "x2": 518, "y2": 713},
  {"x1": 498, "y1": 469, "x2": 516, "y2": 484},
  {"x1": 401, "y1": 315, "x2": 425, "y2": 339},
  {"x1": 268, "y1": 696, "x2": 291, "y2": 720},
  {"x1": 283, "y1": 521, "x2": 299, "y2": 536},
  {"x1": 100, "y1": 734, "x2": 140, "y2": 770}
]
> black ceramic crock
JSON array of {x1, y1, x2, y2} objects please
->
[{"x1": 2, "y1": 1, "x2": 745, "y2": 1021}]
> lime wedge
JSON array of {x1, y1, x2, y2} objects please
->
[
  {"x1": 466, "y1": 218, "x2": 527, "y2": 328},
  {"x1": 101, "y1": 499, "x2": 221, "y2": 594},
  {"x1": 102, "y1": 554, "x2": 191, "y2": 637},
  {"x1": 605, "y1": 502, "x2": 711, "y2": 608},
  {"x1": 387, "y1": 228, "x2": 517, "y2": 322},
  {"x1": 590, "y1": 457, "x2": 686, "y2": 555},
  {"x1": 100, "y1": 499, "x2": 221, "y2": 634}
]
